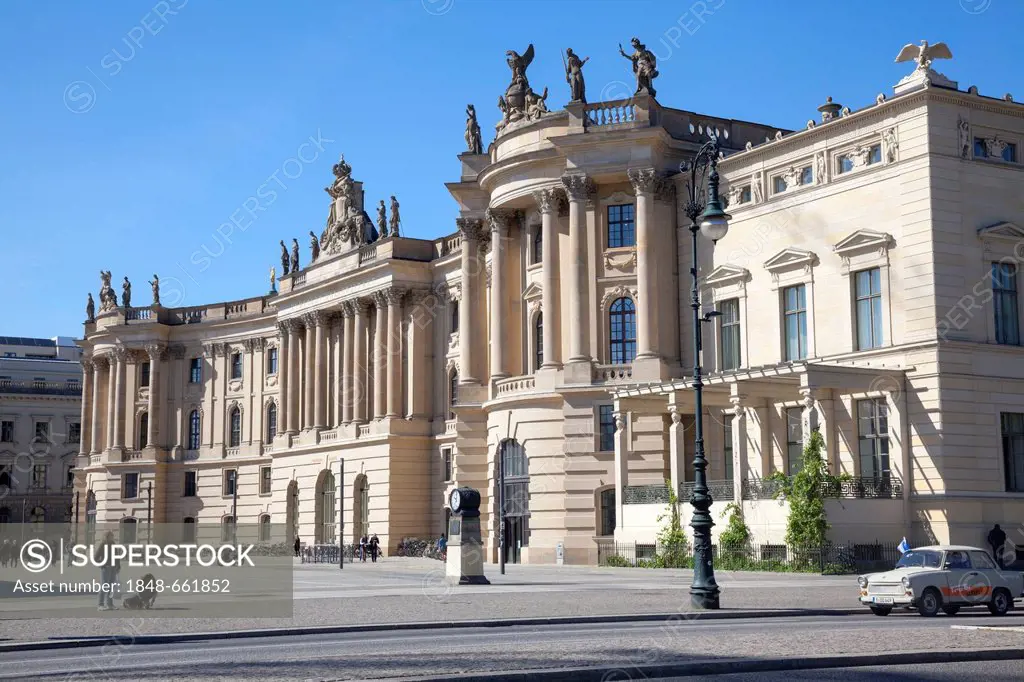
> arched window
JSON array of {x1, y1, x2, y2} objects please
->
[
  {"x1": 182, "y1": 516, "x2": 196, "y2": 543},
  {"x1": 266, "y1": 403, "x2": 277, "y2": 444},
  {"x1": 259, "y1": 514, "x2": 271, "y2": 542},
  {"x1": 450, "y1": 300, "x2": 460, "y2": 333},
  {"x1": 609, "y1": 297, "x2": 637, "y2": 364},
  {"x1": 188, "y1": 410, "x2": 201, "y2": 450},
  {"x1": 531, "y1": 227, "x2": 543, "y2": 264},
  {"x1": 138, "y1": 412, "x2": 149, "y2": 450},
  {"x1": 449, "y1": 371, "x2": 459, "y2": 420},
  {"x1": 533, "y1": 312, "x2": 544, "y2": 372},
  {"x1": 315, "y1": 470, "x2": 336, "y2": 544},
  {"x1": 229, "y1": 407, "x2": 241, "y2": 447}
]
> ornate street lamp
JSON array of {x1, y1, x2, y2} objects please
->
[{"x1": 681, "y1": 126, "x2": 732, "y2": 609}]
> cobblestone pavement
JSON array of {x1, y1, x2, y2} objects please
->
[{"x1": 0, "y1": 558, "x2": 859, "y2": 643}]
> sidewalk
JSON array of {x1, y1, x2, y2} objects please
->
[{"x1": 0, "y1": 558, "x2": 858, "y2": 645}]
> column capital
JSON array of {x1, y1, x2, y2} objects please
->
[
  {"x1": 340, "y1": 300, "x2": 356, "y2": 318},
  {"x1": 372, "y1": 289, "x2": 388, "y2": 309},
  {"x1": 485, "y1": 207, "x2": 521, "y2": 237},
  {"x1": 614, "y1": 412, "x2": 627, "y2": 432},
  {"x1": 560, "y1": 172, "x2": 596, "y2": 202},
  {"x1": 456, "y1": 217, "x2": 484, "y2": 242},
  {"x1": 353, "y1": 297, "x2": 372, "y2": 315},
  {"x1": 626, "y1": 167, "x2": 669, "y2": 196},
  {"x1": 112, "y1": 347, "x2": 131, "y2": 363},
  {"x1": 144, "y1": 343, "x2": 166, "y2": 361},
  {"x1": 385, "y1": 287, "x2": 406, "y2": 305},
  {"x1": 532, "y1": 186, "x2": 561, "y2": 215},
  {"x1": 668, "y1": 406, "x2": 683, "y2": 425},
  {"x1": 81, "y1": 357, "x2": 94, "y2": 372},
  {"x1": 798, "y1": 386, "x2": 820, "y2": 409}
]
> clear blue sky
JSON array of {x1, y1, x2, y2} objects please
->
[{"x1": 1, "y1": 0, "x2": 1020, "y2": 339}]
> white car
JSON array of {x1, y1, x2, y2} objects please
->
[{"x1": 858, "y1": 544, "x2": 1024, "y2": 617}]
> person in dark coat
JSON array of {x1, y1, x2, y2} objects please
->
[
  {"x1": 369, "y1": 534, "x2": 380, "y2": 563},
  {"x1": 294, "y1": 536, "x2": 301, "y2": 558},
  {"x1": 988, "y1": 524, "x2": 1008, "y2": 568},
  {"x1": 360, "y1": 535, "x2": 368, "y2": 562}
]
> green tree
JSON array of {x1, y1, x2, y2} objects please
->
[{"x1": 656, "y1": 482, "x2": 690, "y2": 568}]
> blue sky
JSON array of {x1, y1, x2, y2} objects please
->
[{"x1": 1, "y1": 0, "x2": 1020, "y2": 339}]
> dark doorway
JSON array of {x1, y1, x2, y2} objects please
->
[{"x1": 499, "y1": 439, "x2": 529, "y2": 564}]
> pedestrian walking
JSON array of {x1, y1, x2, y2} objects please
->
[
  {"x1": 369, "y1": 534, "x2": 380, "y2": 563},
  {"x1": 360, "y1": 534, "x2": 368, "y2": 562},
  {"x1": 97, "y1": 531, "x2": 119, "y2": 611},
  {"x1": 294, "y1": 536, "x2": 301, "y2": 558},
  {"x1": 437, "y1": 534, "x2": 447, "y2": 561},
  {"x1": 988, "y1": 524, "x2": 1008, "y2": 568}
]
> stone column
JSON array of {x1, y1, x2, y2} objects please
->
[
  {"x1": 729, "y1": 389, "x2": 749, "y2": 503},
  {"x1": 534, "y1": 189, "x2": 561, "y2": 369},
  {"x1": 105, "y1": 354, "x2": 117, "y2": 450},
  {"x1": 112, "y1": 348, "x2": 127, "y2": 449},
  {"x1": 313, "y1": 312, "x2": 327, "y2": 429},
  {"x1": 341, "y1": 303, "x2": 355, "y2": 424},
  {"x1": 332, "y1": 318, "x2": 342, "y2": 427},
  {"x1": 627, "y1": 168, "x2": 661, "y2": 361},
  {"x1": 276, "y1": 322, "x2": 289, "y2": 436},
  {"x1": 352, "y1": 299, "x2": 369, "y2": 423},
  {"x1": 613, "y1": 409, "x2": 628, "y2": 535},
  {"x1": 79, "y1": 358, "x2": 93, "y2": 457},
  {"x1": 561, "y1": 173, "x2": 595, "y2": 367},
  {"x1": 170, "y1": 345, "x2": 186, "y2": 448},
  {"x1": 299, "y1": 314, "x2": 314, "y2": 430},
  {"x1": 287, "y1": 321, "x2": 301, "y2": 434},
  {"x1": 456, "y1": 217, "x2": 483, "y2": 383},
  {"x1": 668, "y1": 405, "x2": 686, "y2": 499},
  {"x1": 407, "y1": 290, "x2": 432, "y2": 418},
  {"x1": 799, "y1": 383, "x2": 835, "y2": 472},
  {"x1": 386, "y1": 289, "x2": 404, "y2": 417},
  {"x1": 372, "y1": 291, "x2": 388, "y2": 418},
  {"x1": 486, "y1": 210, "x2": 515, "y2": 380},
  {"x1": 90, "y1": 357, "x2": 106, "y2": 454},
  {"x1": 145, "y1": 344, "x2": 163, "y2": 448}
]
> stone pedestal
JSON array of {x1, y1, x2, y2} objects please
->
[{"x1": 445, "y1": 513, "x2": 490, "y2": 585}]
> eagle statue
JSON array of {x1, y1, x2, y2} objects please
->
[{"x1": 895, "y1": 40, "x2": 952, "y2": 72}]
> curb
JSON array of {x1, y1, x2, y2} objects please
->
[
  {"x1": 380, "y1": 647, "x2": 1024, "y2": 682},
  {"x1": 0, "y1": 607, "x2": 865, "y2": 653}
]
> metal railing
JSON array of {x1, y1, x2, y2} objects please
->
[
  {"x1": 622, "y1": 484, "x2": 670, "y2": 505},
  {"x1": 0, "y1": 380, "x2": 82, "y2": 396},
  {"x1": 680, "y1": 479, "x2": 735, "y2": 502},
  {"x1": 741, "y1": 475, "x2": 903, "y2": 500}
]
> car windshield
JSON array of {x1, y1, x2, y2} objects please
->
[{"x1": 896, "y1": 550, "x2": 942, "y2": 568}]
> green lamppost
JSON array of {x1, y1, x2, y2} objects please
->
[{"x1": 681, "y1": 126, "x2": 731, "y2": 609}]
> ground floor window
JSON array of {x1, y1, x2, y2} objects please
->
[
  {"x1": 857, "y1": 398, "x2": 890, "y2": 479},
  {"x1": 599, "y1": 488, "x2": 615, "y2": 536},
  {"x1": 1002, "y1": 412, "x2": 1024, "y2": 492}
]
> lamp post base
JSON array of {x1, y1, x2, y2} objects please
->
[{"x1": 690, "y1": 589, "x2": 721, "y2": 610}]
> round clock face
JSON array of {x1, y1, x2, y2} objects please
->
[{"x1": 450, "y1": 489, "x2": 461, "y2": 512}]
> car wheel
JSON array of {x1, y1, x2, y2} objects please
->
[
  {"x1": 941, "y1": 605, "x2": 960, "y2": 616},
  {"x1": 917, "y1": 587, "x2": 941, "y2": 617},
  {"x1": 869, "y1": 606, "x2": 892, "y2": 616},
  {"x1": 988, "y1": 588, "x2": 1012, "y2": 616}
]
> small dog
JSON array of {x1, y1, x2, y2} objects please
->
[{"x1": 123, "y1": 573, "x2": 157, "y2": 610}]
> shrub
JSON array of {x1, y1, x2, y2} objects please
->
[
  {"x1": 605, "y1": 554, "x2": 631, "y2": 568},
  {"x1": 718, "y1": 502, "x2": 751, "y2": 555},
  {"x1": 656, "y1": 482, "x2": 690, "y2": 568}
]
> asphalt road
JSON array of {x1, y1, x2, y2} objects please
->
[
  {"x1": 661, "y1": 660, "x2": 1024, "y2": 680},
  {"x1": 3, "y1": 612, "x2": 1024, "y2": 681}
]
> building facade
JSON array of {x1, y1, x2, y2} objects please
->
[
  {"x1": 77, "y1": 43, "x2": 1024, "y2": 563},
  {"x1": 1, "y1": 336, "x2": 83, "y2": 525}
]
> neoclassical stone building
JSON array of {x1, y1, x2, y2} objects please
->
[{"x1": 77, "y1": 41, "x2": 1024, "y2": 563}]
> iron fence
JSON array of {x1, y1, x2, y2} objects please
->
[
  {"x1": 596, "y1": 539, "x2": 903, "y2": 574},
  {"x1": 741, "y1": 476, "x2": 903, "y2": 500}
]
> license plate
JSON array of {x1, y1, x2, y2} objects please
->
[{"x1": 873, "y1": 596, "x2": 894, "y2": 604}]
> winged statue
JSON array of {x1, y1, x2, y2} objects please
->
[
  {"x1": 895, "y1": 40, "x2": 952, "y2": 72},
  {"x1": 506, "y1": 44, "x2": 535, "y2": 86}
]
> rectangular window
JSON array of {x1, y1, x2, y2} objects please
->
[
  {"x1": 442, "y1": 447, "x2": 453, "y2": 483},
  {"x1": 868, "y1": 144, "x2": 882, "y2": 165},
  {"x1": 1005, "y1": 143, "x2": 1018, "y2": 163},
  {"x1": 223, "y1": 469, "x2": 237, "y2": 496},
  {"x1": 975, "y1": 138, "x2": 988, "y2": 158},
  {"x1": 266, "y1": 347, "x2": 278, "y2": 375},
  {"x1": 451, "y1": 300, "x2": 459, "y2": 333},
  {"x1": 723, "y1": 414, "x2": 734, "y2": 481},
  {"x1": 68, "y1": 422, "x2": 81, "y2": 444},
  {"x1": 786, "y1": 407, "x2": 803, "y2": 475},
  {"x1": 598, "y1": 405, "x2": 616, "y2": 452},
  {"x1": 189, "y1": 358, "x2": 202, "y2": 384},
  {"x1": 858, "y1": 399, "x2": 890, "y2": 479},
  {"x1": 1, "y1": 420, "x2": 13, "y2": 443},
  {"x1": 855, "y1": 268, "x2": 884, "y2": 350},
  {"x1": 739, "y1": 186, "x2": 751, "y2": 204},
  {"x1": 600, "y1": 488, "x2": 616, "y2": 536},
  {"x1": 231, "y1": 352, "x2": 243, "y2": 380},
  {"x1": 260, "y1": 466, "x2": 272, "y2": 495},
  {"x1": 837, "y1": 155, "x2": 854, "y2": 174},
  {"x1": 140, "y1": 362, "x2": 151, "y2": 388},
  {"x1": 992, "y1": 262, "x2": 1020, "y2": 345},
  {"x1": 800, "y1": 166, "x2": 813, "y2": 185},
  {"x1": 531, "y1": 227, "x2": 543, "y2": 264},
  {"x1": 34, "y1": 421, "x2": 49, "y2": 442},
  {"x1": 123, "y1": 472, "x2": 139, "y2": 499},
  {"x1": 607, "y1": 204, "x2": 636, "y2": 249},
  {"x1": 772, "y1": 176, "x2": 787, "y2": 194},
  {"x1": 32, "y1": 464, "x2": 47, "y2": 489},
  {"x1": 183, "y1": 471, "x2": 197, "y2": 497},
  {"x1": 720, "y1": 298, "x2": 741, "y2": 370},
  {"x1": 783, "y1": 284, "x2": 808, "y2": 361},
  {"x1": 1001, "y1": 412, "x2": 1024, "y2": 492},
  {"x1": 66, "y1": 465, "x2": 75, "y2": 490}
]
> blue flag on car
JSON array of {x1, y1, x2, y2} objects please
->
[{"x1": 898, "y1": 537, "x2": 910, "y2": 554}]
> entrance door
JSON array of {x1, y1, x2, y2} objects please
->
[
  {"x1": 503, "y1": 515, "x2": 528, "y2": 564},
  {"x1": 500, "y1": 439, "x2": 529, "y2": 564}
]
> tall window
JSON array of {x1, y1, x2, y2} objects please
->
[
  {"x1": 0, "y1": 420, "x2": 12, "y2": 442},
  {"x1": 266, "y1": 347, "x2": 279, "y2": 375},
  {"x1": 857, "y1": 398, "x2": 890, "y2": 479},
  {"x1": 123, "y1": 472, "x2": 139, "y2": 499},
  {"x1": 868, "y1": 144, "x2": 882, "y2": 165},
  {"x1": 223, "y1": 469, "x2": 237, "y2": 496},
  {"x1": 230, "y1": 352, "x2": 243, "y2": 380},
  {"x1": 534, "y1": 313, "x2": 543, "y2": 371},
  {"x1": 609, "y1": 297, "x2": 637, "y2": 364},
  {"x1": 183, "y1": 470, "x2": 197, "y2": 497},
  {"x1": 783, "y1": 284, "x2": 808, "y2": 361},
  {"x1": 66, "y1": 464, "x2": 75, "y2": 490},
  {"x1": 993, "y1": 262, "x2": 1020, "y2": 345},
  {"x1": 34, "y1": 421, "x2": 50, "y2": 442},
  {"x1": 443, "y1": 447, "x2": 453, "y2": 482},
  {"x1": 531, "y1": 227, "x2": 543, "y2": 264},
  {"x1": 599, "y1": 488, "x2": 616, "y2": 536},
  {"x1": 188, "y1": 410, "x2": 201, "y2": 450},
  {"x1": 32, "y1": 464, "x2": 47, "y2": 489},
  {"x1": 720, "y1": 298, "x2": 741, "y2": 370},
  {"x1": 1001, "y1": 412, "x2": 1024, "y2": 492},
  {"x1": 449, "y1": 371, "x2": 459, "y2": 420},
  {"x1": 68, "y1": 422, "x2": 81, "y2": 444},
  {"x1": 189, "y1": 358, "x2": 202, "y2": 384},
  {"x1": 266, "y1": 403, "x2": 277, "y2": 443},
  {"x1": 260, "y1": 466, "x2": 272, "y2": 495},
  {"x1": 723, "y1": 415, "x2": 734, "y2": 481},
  {"x1": 229, "y1": 408, "x2": 241, "y2": 447},
  {"x1": 607, "y1": 204, "x2": 636, "y2": 248},
  {"x1": 785, "y1": 407, "x2": 804, "y2": 475},
  {"x1": 450, "y1": 300, "x2": 459, "y2": 333},
  {"x1": 139, "y1": 362, "x2": 151, "y2": 388},
  {"x1": 598, "y1": 405, "x2": 616, "y2": 452},
  {"x1": 855, "y1": 268, "x2": 884, "y2": 350},
  {"x1": 138, "y1": 413, "x2": 148, "y2": 450}
]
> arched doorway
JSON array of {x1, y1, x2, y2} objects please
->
[
  {"x1": 285, "y1": 480, "x2": 299, "y2": 544},
  {"x1": 498, "y1": 439, "x2": 529, "y2": 564},
  {"x1": 314, "y1": 469, "x2": 336, "y2": 544},
  {"x1": 352, "y1": 474, "x2": 369, "y2": 542}
]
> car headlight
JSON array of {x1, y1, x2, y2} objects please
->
[
  {"x1": 901, "y1": 576, "x2": 910, "y2": 588},
  {"x1": 858, "y1": 576, "x2": 868, "y2": 588}
]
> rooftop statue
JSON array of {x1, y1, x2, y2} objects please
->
[
  {"x1": 149, "y1": 274, "x2": 160, "y2": 306},
  {"x1": 389, "y1": 196, "x2": 401, "y2": 237},
  {"x1": 309, "y1": 230, "x2": 320, "y2": 262},
  {"x1": 497, "y1": 44, "x2": 548, "y2": 133},
  {"x1": 86, "y1": 293, "x2": 95, "y2": 323},
  {"x1": 465, "y1": 104, "x2": 483, "y2": 154},
  {"x1": 377, "y1": 200, "x2": 388, "y2": 238},
  {"x1": 122, "y1": 276, "x2": 132, "y2": 308},
  {"x1": 99, "y1": 270, "x2": 117, "y2": 311},
  {"x1": 320, "y1": 154, "x2": 378, "y2": 254},
  {"x1": 280, "y1": 240, "x2": 290, "y2": 275},
  {"x1": 564, "y1": 48, "x2": 589, "y2": 104},
  {"x1": 291, "y1": 238, "x2": 300, "y2": 272},
  {"x1": 895, "y1": 40, "x2": 952, "y2": 72},
  {"x1": 619, "y1": 37, "x2": 659, "y2": 98}
]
